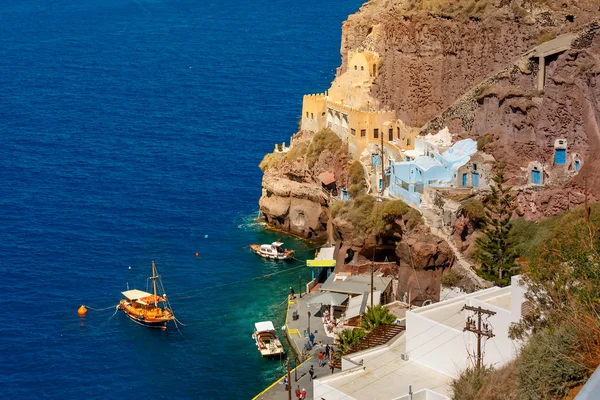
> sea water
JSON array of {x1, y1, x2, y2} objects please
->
[{"x1": 0, "y1": 0, "x2": 364, "y2": 398}]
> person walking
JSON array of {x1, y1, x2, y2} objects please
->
[
  {"x1": 318, "y1": 351, "x2": 324, "y2": 367},
  {"x1": 295, "y1": 386, "x2": 301, "y2": 400},
  {"x1": 309, "y1": 365, "x2": 315, "y2": 381},
  {"x1": 325, "y1": 344, "x2": 330, "y2": 359},
  {"x1": 309, "y1": 331, "x2": 315, "y2": 346},
  {"x1": 301, "y1": 388, "x2": 306, "y2": 400}
]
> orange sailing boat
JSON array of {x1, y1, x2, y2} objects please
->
[{"x1": 118, "y1": 261, "x2": 174, "y2": 330}]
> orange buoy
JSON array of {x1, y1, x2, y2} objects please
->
[
  {"x1": 77, "y1": 305, "x2": 87, "y2": 316},
  {"x1": 195, "y1": 252, "x2": 199, "y2": 258}
]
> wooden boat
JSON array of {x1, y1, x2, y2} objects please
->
[
  {"x1": 249, "y1": 241, "x2": 294, "y2": 260},
  {"x1": 118, "y1": 261, "x2": 174, "y2": 331},
  {"x1": 252, "y1": 321, "x2": 285, "y2": 357}
]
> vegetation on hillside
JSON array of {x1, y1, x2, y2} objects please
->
[
  {"x1": 474, "y1": 171, "x2": 519, "y2": 286},
  {"x1": 452, "y1": 204, "x2": 600, "y2": 399},
  {"x1": 348, "y1": 161, "x2": 367, "y2": 197},
  {"x1": 258, "y1": 128, "x2": 343, "y2": 171},
  {"x1": 331, "y1": 195, "x2": 421, "y2": 237}
]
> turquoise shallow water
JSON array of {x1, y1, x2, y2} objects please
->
[{"x1": 0, "y1": 0, "x2": 364, "y2": 398}]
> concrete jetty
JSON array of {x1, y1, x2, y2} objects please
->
[{"x1": 253, "y1": 292, "x2": 337, "y2": 400}]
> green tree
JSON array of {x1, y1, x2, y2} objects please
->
[
  {"x1": 337, "y1": 328, "x2": 366, "y2": 354},
  {"x1": 475, "y1": 170, "x2": 518, "y2": 285},
  {"x1": 360, "y1": 304, "x2": 396, "y2": 331}
]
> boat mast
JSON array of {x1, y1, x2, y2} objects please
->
[{"x1": 151, "y1": 261, "x2": 158, "y2": 308}]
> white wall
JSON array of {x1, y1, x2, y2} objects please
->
[
  {"x1": 406, "y1": 309, "x2": 472, "y2": 378},
  {"x1": 313, "y1": 380, "x2": 357, "y2": 400},
  {"x1": 469, "y1": 297, "x2": 520, "y2": 369}
]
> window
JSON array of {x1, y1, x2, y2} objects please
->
[
  {"x1": 472, "y1": 164, "x2": 477, "y2": 171},
  {"x1": 354, "y1": 65, "x2": 357, "y2": 70},
  {"x1": 389, "y1": 128, "x2": 393, "y2": 141},
  {"x1": 361, "y1": 66, "x2": 364, "y2": 71},
  {"x1": 306, "y1": 112, "x2": 309, "y2": 118},
  {"x1": 374, "y1": 128, "x2": 379, "y2": 139},
  {"x1": 311, "y1": 113, "x2": 314, "y2": 119},
  {"x1": 351, "y1": 128, "x2": 356, "y2": 136},
  {"x1": 397, "y1": 127, "x2": 401, "y2": 139},
  {"x1": 575, "y1": 160, "x2": 581, "y2": 171},
  {"x1": 360, "y1": 129, "x2": 366, "y2": 138}
]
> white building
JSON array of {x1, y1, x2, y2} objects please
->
[{"x1": 313, "y1": 276, "x2": 527, "y2": 400}]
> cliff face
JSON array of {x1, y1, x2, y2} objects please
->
[
  {"x1": 259, "y1": 131, "x2": 350, "y2": 241},
  {"x1": 340, "y1": 0, "x2": 600, "y2": 218}
]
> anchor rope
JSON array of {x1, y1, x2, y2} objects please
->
[{"x1": 84, "y1": 304, "x2": 120, "y2": 312}]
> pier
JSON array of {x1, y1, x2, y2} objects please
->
[{"x1": 253, "y1": 292, "x2": 336, "y2": 400}]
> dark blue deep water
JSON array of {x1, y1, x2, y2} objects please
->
[{"x1": 0, "y1": 0, "x2": 363, "y2": 398}]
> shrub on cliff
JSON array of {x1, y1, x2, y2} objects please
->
[
  {"x1": 333, "y1": 195, "x2": 420, "y2": 237},
  {"x1": 306, "y1": 128, "x2": 343, "y2": 168},
  {"x1": 347, "y1": 161, "x2": 367, "y2": 197},
  {"x1": 259, "y1": 152, "x2": 283, "y2": 171},
  {"x1": 461, "y1": 198, "x2": 485, "y2": 228}
]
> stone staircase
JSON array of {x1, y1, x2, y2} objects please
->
[{"x1": 420, "y1": 205, "x2": 489, "y2": 290}]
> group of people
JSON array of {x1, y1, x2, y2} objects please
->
[
  {"x1": 294, "y1": 386, "x2": 306, "y2": 400},
  {"x1": 323, "y1": 309, "x2": 338, "y2": 333}
]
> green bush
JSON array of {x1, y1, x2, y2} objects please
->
[
  {"x1": 330, "y1": 201, "x2": 344, "y2": 218},
  {"x1": 348, "y1": 161, "x2": 365, "y2": 184},
  {"x1": 305, "y1": 128, "x2": 343, "y2": 168},
  {"x1": 477, "y1": 135, "x2": 493, "y2": 151},
  {"x1": 259, "y1": 152, "x2": 283, "y2": 171},
  {"x1": 462, "y1": 198, "x2": 486, "y2": 228},
  {"x1": 441, "y1": 269, "x2": 463, "y2": 287},
  {"x1": 451, "y1": 367, "x2": 493, "y2": 400},
  {"x1": 517, "y1": 324, "x2": 587, "y2": 399},
  {"x1": 337, "y1": 328, "x2": 366, "y2": 355},
  {"x1": 361, "y1": 305, "x2": 396, "y2": 331}
]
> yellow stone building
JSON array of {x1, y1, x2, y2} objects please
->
[{"x1": 300, "y1": 51, "x2": 419, "y2": 163}]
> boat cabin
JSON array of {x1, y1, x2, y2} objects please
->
[{"x1": 260, "y1": 242, "x2": 285, "y2": 256}]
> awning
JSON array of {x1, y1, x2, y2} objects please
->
[
  {"x1": 121, "y1": 289, "x2": 153, "y2": 301},
  {"x1": 345, "y1": 291, "x2": 381, "y2": 319},
  {"x1": 255, "y1": 321, "x2": 276, "y2": 332},
  {"x1": 318, "y1": 172, "x2": 336, "y2": 186},
  {"x1": 306, "y1": 259, "x2": 336, "y2": 268},
  {"x1": 307, "y1": 292, "x2": 348, "y2": 307}
]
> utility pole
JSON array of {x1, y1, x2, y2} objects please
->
[
  {"x1": 286, "y1": 358, "x2": 291, "y2": 400},
  {"x1": 462, "y1": 305, "x2": 496, "y2": 369},
  {"x1": 370, "y1": 260, "x2": 374, "y2": 309},
  {"x1": 380, "y1": 127, "x2": 385, "y2": 195}
]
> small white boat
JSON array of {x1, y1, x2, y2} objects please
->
[
  {"x1": 252, "y1": 321, "x2": 285, "y2": 357},
  {"x1": 249, "y1": 241, "x2": 294, "y2": 260}
]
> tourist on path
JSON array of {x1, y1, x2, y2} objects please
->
[
  {"x1": 318, "y1": 351, "x2": 324, "y2": 367},
  {"x1": 289, "y1": 287, "x2": 295, "y2": 300},
  {"x1": 325, "y1": 344, "x2": 330, "y2": 359},
  {"x1": 309, "y1": 365, "x2": 315, "y2": 381},
  {"x1": 295, "y1": 386, "x2": 301, "y2": 400},
  {"x1": 301, "y1": 388, "x2": 306, "y2": 400},
  {"x1": 309, "y1": 331, "x2": 315, "y2": 345}
]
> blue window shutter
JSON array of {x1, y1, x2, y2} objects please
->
[
  {"x1": 532, "y1": 170, "x2": 540, "y2": 184},
  {"x1": 555, "y1": 149, "x2": 566, "y2": 165},
  {"x1": 472, "y1": 173, "x2": 479, "y2": 187}
]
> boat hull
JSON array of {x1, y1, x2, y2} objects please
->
[
  {"x1": 249, "y1": 244, "x2": 294, "y2": 261},
  {"x1": 119, "y1": 301, "x2": 173, "y2": 330}
]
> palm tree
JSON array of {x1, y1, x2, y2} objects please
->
[
  {"x1": 361, "y1": 304, "x2": 396, "y2": 331},
  {"x1": 337, "y1": 328, "x2": 366, "y2": 354}
]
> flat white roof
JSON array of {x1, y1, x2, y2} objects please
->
[
  {"x1": 255, "y1": 321, "x2": 275, "y2": 332},
  {"x1": 316, "y1": 246, "x2": 335, "y2": 260},
  {"x1": 316, "y1": 335, "x2": 451, "y2": 399},
  {"x1": 121, "y1": 289, "x2": 152, "y2": 300}
]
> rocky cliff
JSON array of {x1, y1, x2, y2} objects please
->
[{"x1": 340, "y1": 0, "x2": 600, "y2": 218}]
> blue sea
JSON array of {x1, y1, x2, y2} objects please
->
[{"x1": 0, "y1": 0, "x2": 363, "y2": 398}]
